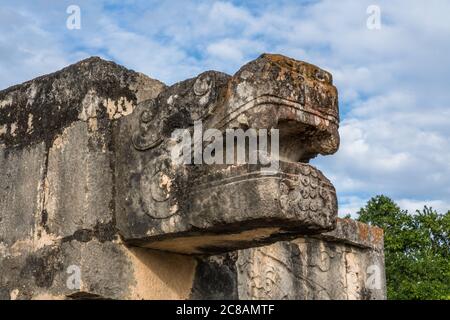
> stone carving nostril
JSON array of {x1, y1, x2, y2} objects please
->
[
  {"x1": 139, "y1": 99, "x2": 156, "y2": 123},
  {"x1": 315, "y1": 70, "x2": 330, "y2": 83},
  {"x1": 193, "y1": 74, "x2": 214, "y2": 96},
  {"x1": 141, "y1": 110, "x2": 154, "y2": 123}
]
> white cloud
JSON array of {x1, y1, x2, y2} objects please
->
[
  {"x1": 397, "y1": 199, "x2": 450, "y2": 214},
  {"x1": 338, "y1": 196, "x2": 450, "y2": 218},
  {"x1": 0, "y1": 7, "x2": 70, "y2": 88},
  {"x1": 338, "y1": 196, "x2": 369, "y2": 218}
]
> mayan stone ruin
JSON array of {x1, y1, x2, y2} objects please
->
[{"x1": 0, "y1": 53, "x2": 386, "y2": 300}]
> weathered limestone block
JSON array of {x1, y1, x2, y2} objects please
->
[
  {"x1": 0, "y1": 57, "x2": 163, "y2": 150},
  {"x1": 185, "y1": 219, "x2": 385, "y2": 300},
  {"x1": 115, "y1": 54, "x2": 340, "y2": 254},
  {"x1": 235, "y1": 218, "x2": 386, "y2": 300},
  {"x1": 0, "y1": 238, "x2": 198, "y2": 300},
  {"x1": 0, "y1": 57, "x2": 182, "y2": 300},
  {"x1": 0, "y1": 143, "x2": 46, "y2": 249}
]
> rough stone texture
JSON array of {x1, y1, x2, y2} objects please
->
[
  {"x1": 0, "y1": 57, "x2": 177, "y2": 300},
  {"x1": 115, "y1": 54, "x2": 339, "y2": 254},
  {"x1": 0, "y1": 143, "x2": 46, "y2": 248},
  {"x1": 1, "y1": 238, "x2": 197, "y2": 300},
  {"x1": 187, "y1": 220, "x2": 386, "y2": 300},
  {"x1": 235, "y1": 219, "x2": 386, "y2": 300},
  {"x1": 1, "y1": 54, "x2": 385, "y2": 300},
  {"x1": 0, "y1": 57, "x2": 164, "y2": 150}
]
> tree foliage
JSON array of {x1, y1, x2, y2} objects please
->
[{"x1": 356, "y1": 195, "x2": 450, "y2": 300}]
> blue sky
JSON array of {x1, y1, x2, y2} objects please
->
[{"x1": 1, "y1": 0, "x2": 449, "y2": 215}]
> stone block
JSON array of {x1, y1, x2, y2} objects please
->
[
  {"x1": 0, "y1": 56, "x2": 167, "y2": 300},
  {"x1": 0, "y1": 143, "x2": 46, "y2": 248},
  {"x1": 235, "y1": 218, "x2": 386, "y2": 300},
  {"x1": 0, "y1": 237, "x2": 197, "y2": 300}
]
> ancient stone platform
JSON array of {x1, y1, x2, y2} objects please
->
[
  {"x1": 0, "y1": 54, "x2": 386, "y2": 299},
  {"x1": 191, "y1": 218, "x2": 386, "y2": 300}
]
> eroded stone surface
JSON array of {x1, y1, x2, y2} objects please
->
[
  {"x1": 235, "y1": 218, "x2": 386, "y2": 300},
  {"x1": 185, "y1": 220, "x2": 386, "y2": 300},
  {"x1": 0, "y1": 143, "x2": 46, "y2": 247},
  {"x1": 0, "y1": 57, "x2": 165, "y2": 150},
  {"x1": 0, "y1": 57, "x2": 170, "y2": 300},
  {"x1": 0, "y1": 237, "x2": 198, "y2": 300}
]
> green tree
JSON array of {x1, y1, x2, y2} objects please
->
[{"x1": 356, "y1": 195, "x2": 450, "y2": 299}]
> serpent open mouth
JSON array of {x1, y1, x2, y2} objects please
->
[{"x1": 213, "y1": 94, "x2": 339, "y2": 163}]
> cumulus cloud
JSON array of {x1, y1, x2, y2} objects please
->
[
  {"x1": 0, "y1": 6, "x2": 70, "y2": 88},
  {"x1": 0, "y1": 0, "x2": 449, "y2": 215},
  {"x1": 338, "y1": 196, "x2": 370, "y2": 218}
]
